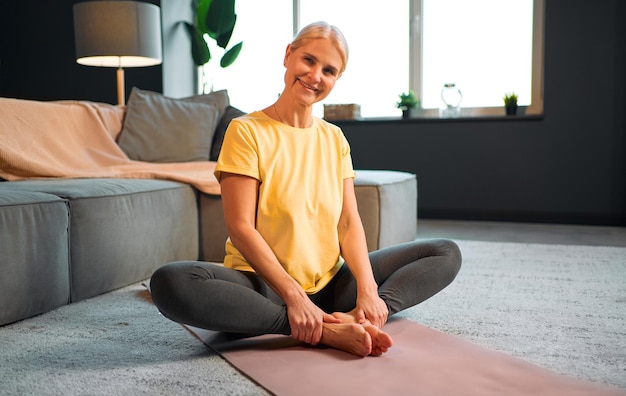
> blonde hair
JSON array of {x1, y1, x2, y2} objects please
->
[{"x1": 291, "y1": 21, "x2": 349, "y2": 74}]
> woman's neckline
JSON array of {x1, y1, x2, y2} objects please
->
[{"x1": 260, "y1": 109, "x2": 316, "y2": 130}]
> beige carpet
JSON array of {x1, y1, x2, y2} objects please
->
[{"x1": 0, "y1": 239, "x2": 624, "y2": 395}]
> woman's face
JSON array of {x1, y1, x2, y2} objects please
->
[{"x1": 283, "y1": 38, "x2": 343, "y2": 106}]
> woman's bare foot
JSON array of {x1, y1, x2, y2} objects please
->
[
  {"x1": 331, "y1": 312, "x2": 393, "y2": 356},
  {"x1": 332, "y1": 311, "x2": 359, "y2": 323},
  {"x1": 363, "y1": 325, "x2": 393, "y2": 356},
  {"x1": 321, "y1": 322, "x2": 372, "y2": 357}
]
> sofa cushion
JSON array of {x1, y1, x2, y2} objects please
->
[
  {"x1": 53, "y1": 99, "x2": 127, "y2": 140},
  {"x1": 0, "y1": 97, "x2": 220, "y2": 195},
  {"x1": 354, "y1": 170, "x2": 418, "y2": 251},
  {"x1": 199, "y1": 170, "x2": 419, "y2": 263},
  {"x1": 118, "y1": 88, "x2": 224, "y2": 163},
  {"x1": 210, "y1": 105, "x2": 246, "y2": 161},
  {"x1": 198, "y1": 192, "x2": 229, "y2": 262},
  {"x1": 0, "y1": 190, "x2": 70, "y2": 325},
  {"x1": 5, "y1": 179, "x2": 200, "y2": 302}
]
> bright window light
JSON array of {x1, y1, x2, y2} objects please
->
[
  {"x1": 420, "y1": 0, "x2": 534, "y2": 109},
  {"x1": 202, "y1": 0, "x2": 541, "y2": 118},
  {"x1": 202, "y1": 0, "x2": 293, "y2": 114}
]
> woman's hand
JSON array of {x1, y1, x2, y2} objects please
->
[
  {"x1": 337, "y1": 177, "x2": 388, "y2": 329},
  {"x1": 286, "y1": 293, "x2": 341, "y2": 345},
  {"x1": 354, "y1": 289, "x2": 388, "y2": 329}
]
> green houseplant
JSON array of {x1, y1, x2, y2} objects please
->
[
  {"x1": 503, "y1": 92, "x2": 518, "y2": 116},
  {"x1": 184, "y1": 0, "x2": 243, "y2": 92},
  {"x1": 396, "y1": 91, "x2": 419, "y2": 119}
]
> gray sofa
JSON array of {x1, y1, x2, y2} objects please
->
[
  {"x1": 0, "y1": 179, "x2": 199, "y2": 325},
  {"x1": 0, "y1": 91, "x2": 417, "y2": 326}
]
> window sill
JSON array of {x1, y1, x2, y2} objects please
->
[
  {"x1": 329, "y1": 113, "x2": 544, "y2": 125},
  {"x1": 326, "y1": 104, "x2": 544, "y2": 125}
]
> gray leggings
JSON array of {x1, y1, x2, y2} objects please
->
[{"x1": 150, "y1": 239, "x2": 461, "y2": 336}]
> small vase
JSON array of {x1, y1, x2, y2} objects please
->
[
  {"x1": 505, "y1": 105, "x2": 518, "y2": 116},
  {"x1": 440, "y1": 83, "x2": 463, "y2": 118}
]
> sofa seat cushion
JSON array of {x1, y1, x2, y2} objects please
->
[
  {"x1": 354, "y1": 170, "x2": 418, "y2": 251},
  {"x1": 0, "y1": 190, "x2": 70, "y2": 325},
  {"x1": 200, "y1": 170, "x2": 418, "y2": 263},
  {"x1": 198, "y1": 192, "x2": 229, "y2": 263},
  {"x1": 6, "y1": 179, "x2": 199, "y2": 302}
]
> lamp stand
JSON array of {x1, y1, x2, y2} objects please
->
[{"x1": 116, "y1": 67, "x2": 125, "y2": 106}]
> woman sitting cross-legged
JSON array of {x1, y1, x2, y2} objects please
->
[{"x1": 150, "y1": 21, "x2": 462, "y2": 357}]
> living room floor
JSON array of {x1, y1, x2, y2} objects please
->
[{"x1": 416, "y1": 219, "x2": 626, "y2": 247}]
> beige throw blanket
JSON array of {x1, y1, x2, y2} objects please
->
[{"x1": 0, "y1": 98, "x2": 220, "y2": 195}]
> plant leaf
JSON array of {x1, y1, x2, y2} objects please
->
[
  {"x1": 184, "y1": 22, "x2": 211, "y2": 66},
  {"x1": 216, "y1": 14, "x2": 236, "y2": 48},
  {"x1": 196, "y1": 0, "x2": 212, "y2": 33},
  {"x1": 205, "y1": 0, "x2": 236, "y2": 39},
  {"x1": 220, "y1": 41, "x2": 242, "y2": 68}
]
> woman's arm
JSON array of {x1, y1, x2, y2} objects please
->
[
  {"x1": 219, "y1": 172, "x2": 339, "y2": 344},
  {"x1": 337, "y1": 178, "x2": 389, "y2": 328}
]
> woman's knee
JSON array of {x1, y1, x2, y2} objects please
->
[
  {"x1": 434, "y1": 238, "x2": 461, "y2": 261},
  {"x1": 400, "y1": 238, "x2": 462, "y2": 279},
  {"x1": 436, "y1": 239, "x2": 462, "y2": 279},
  {"x1": 151, "y1": 261, "x2": 190, "y2": 291},
  {"x1": 150, "y1": 261, "x2": 198, "y2": 310}
]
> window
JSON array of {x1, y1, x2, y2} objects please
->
[
  {"x1": 413, "y1": 0, "x2": 544, "y2": 116},
  {"x1": 203, "y1": 0, "x2": 544, "y2": 118}
]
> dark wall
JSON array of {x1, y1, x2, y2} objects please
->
[
  {"x1": 337, "y1": 0, "x2": 626, "y2": 226},
  {"x1": 0, "y1": 0, "x2": 164, "y2": 103},
  {"x1": 1, "y1": 1, "x2": 624, "y2": 225}
]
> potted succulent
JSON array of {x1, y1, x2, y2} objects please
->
[
  {"x1": 396, "y1": 91, "x2": 419, "y2": 119},
  {"x1": 503, "y1": 92, "x2": 518, "y2": 116}
]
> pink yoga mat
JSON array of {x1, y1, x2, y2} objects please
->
[{"x1": 186, "y1": 318, "x2": 625, "y2": 396}]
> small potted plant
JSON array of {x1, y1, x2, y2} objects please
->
[
  {"x1": 503, "y1": 92, "x2": 518, "y2": 116},
  {"x1": 397, "y1": 91, "x2": 419, "y2": 119}
]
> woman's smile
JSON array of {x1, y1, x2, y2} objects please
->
[{"x1": 297, "y1": 78, "x2": 319, "y2": 92}]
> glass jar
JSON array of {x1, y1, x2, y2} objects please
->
[{"x1": 440, "y1": 83, "x2": 463, "y2": 118}]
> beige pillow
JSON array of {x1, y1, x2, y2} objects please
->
[{"x1": 118, "y1": 88, "x2": 222, "y2": 163}]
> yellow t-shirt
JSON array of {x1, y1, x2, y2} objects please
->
[{"x1": 214, "y1": 111, "x2": 356, "y2": 293}]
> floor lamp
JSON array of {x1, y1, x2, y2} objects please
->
[{"x1": 73, "y1": 1, "x2": 162, "y2": 106}]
